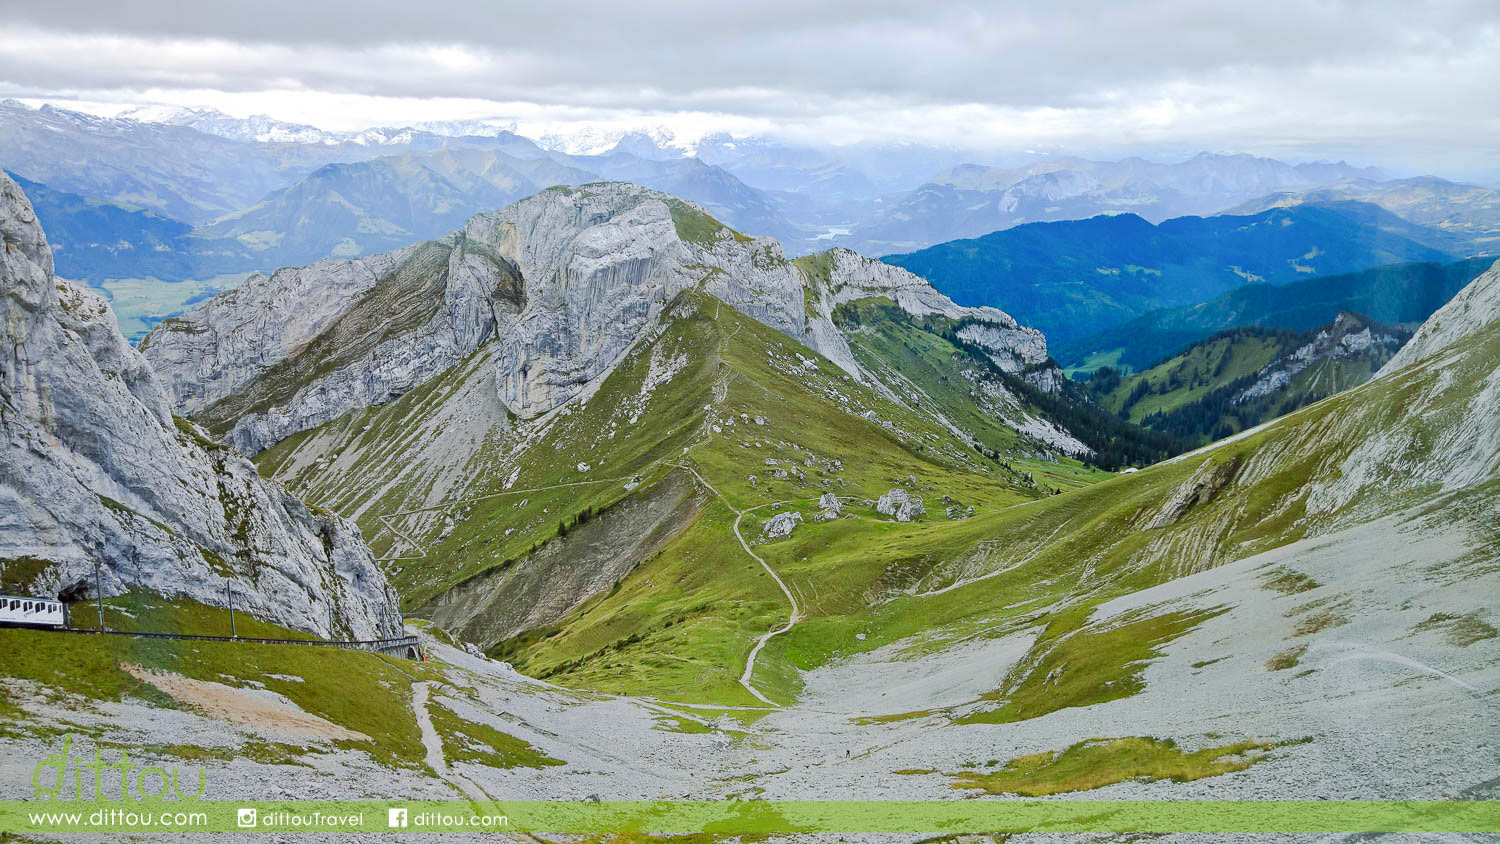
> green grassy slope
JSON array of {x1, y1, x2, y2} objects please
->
[
  {"x1": 268, "y1": 281, "x2": 1497, "y2": 713},
  {"x1": 1085, "y1": 315, "x2": 1411, "y2": 446},
  {"x1": 254, "y1": 286, "x2": 1108, "y2": 706},
  {"x1": 1090, "y1": 329, "x2": 1290, "y2": 423},
  {"x1": 831, "y1": 296, "x2": 1180, "y2": 470},
  {"x1": 770, "y1": 312, "x2": 1500, "y2": 720},
  {"x1": 0, "y1": 595, "x2": 444, "y2": 768}
]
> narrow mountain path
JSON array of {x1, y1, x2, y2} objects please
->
[
  {"x1": 732, "y1": 503, "x2": 803, "y2": 706},
  {"x1": 674, "y1": 462, "x2": 802, "y2": 706},
  {"x1": 411, "y1": 681, "x2": 492, "y2": 803}
]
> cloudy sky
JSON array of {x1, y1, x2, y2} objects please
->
[{"x1": 2, "y1": 0, "x2": 1497, "y2": 175}]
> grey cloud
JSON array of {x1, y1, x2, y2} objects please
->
[
  {"x1": 4, "y1": 1, "x2": 1497, "y2": 109},
  {"x1": 0, "y1": 1, "x2": 1496, "y2": 174}
]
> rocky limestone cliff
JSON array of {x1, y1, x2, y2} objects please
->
[
  {"x1": 142, "y1": 183, "x2": 1067, "y2": 454},
  {"x1": 0, "y1": 173, "x2": 401, "y2": 639},
  {"x1": 1234, "y1": 312, "x2": 1408, "y2": 405},
  {"x1": 823, "y1": 248, "x2": 1049, "y2": 370}
]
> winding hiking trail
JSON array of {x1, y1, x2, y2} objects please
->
[
  {"x1": 674, "y1": 463, "x2": 802, "y2": 706},
  {"x1": 733, "y1": 503, "x2": 803, "y2": 706},
  {"x1": 412, "y1": 681, "x2": 492, "y2": 803}
]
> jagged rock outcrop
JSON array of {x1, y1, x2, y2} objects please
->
[
  {"x1": 0, "y1": 173, "x2": 401, "y2": 639},
  {"x1": 800, "y1": 248, "x2": 1057, "y2": 388},
  {"x1": 141, "y1": 183, "x2": 1068, "y2": 455},
  {"x1": 1235, "y1": 312, "x2": 1407, "y2": 405},
  {"x1": 816, "y1": 492, "x2": 842, "y2": 521},
  {"x1": 762, "y1": 510, "x2": 803, "y2": 538},
  {"x1": 140, "y1": 231, "x2": 526, "y2": 454},
  {"x1": 875, "y1": 488, "x2": 925, "y2": 522},
  {"x1": 1144, "y1": 457, "x2": 1242, "y2": 529}
]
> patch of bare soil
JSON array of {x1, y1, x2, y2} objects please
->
[{"x1": 121, "y1": 663, "x2": 368, "y2": 743}]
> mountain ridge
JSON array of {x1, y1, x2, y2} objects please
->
[{"x1": 142, "y1": 183, "x2": 1071, "y2": 459}]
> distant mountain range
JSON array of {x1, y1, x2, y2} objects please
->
[
  {"x1": 199, "y1": 149, "x2": 596, "y2": 266},
  {"x1": 7, "y1": 172, "x2": 258, "y2": 282},
  {"x1": 837, "y1": 153, "x2": 1389, "y2": 254},
  {"x1": 0, "y1": 100, "x2": 524, "y2": 224},
  {"x1": 883, "y1": 202, "x2": 1466, "y2": 347},
  {"x1": 1228, "y1": 176, "x2": 1500, "y2": 250},
  {"x1": 1061, "y1": 255, "x2": 1497, "y2": 374},
  {"x1": 6, "y1": 99, "x2": 1500, "y2": 353},
  {"x1": 1, "y1": 101, "x2": 813, "y2": 272},
  {"x1": 118, "y1": 104, "x2": 527, "y2": 148},
  {"x1": 206, "y1": 147, "x2": 804, "y2": 268}
]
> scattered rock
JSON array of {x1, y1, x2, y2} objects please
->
[
  {"x1": 762, "y1": 511, "x2": 803, "y2": 538},
  {"x1": 876, "y1": 488, "x2": 925, "y2": 522},
  {"x1": 816, "y1": 493, "x2": 842, "y2": 521}
]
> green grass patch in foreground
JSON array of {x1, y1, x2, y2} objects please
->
[
  {"x1": 958, "y1": 604, "x2": 1227, "y2": 725},
  {"x1": 652, "y1": 714, "x2": 715, "y2": 734},
  {"x1": 0, "y1": 597, "x2": 443, "y2": 769},
  {"x1": 64, "y1": 589, "x2": 320, "y2": 640},
  {"x1": 945, "y1": 736, "x2": 1279, "y2": 796},
  {"x1": 426, "y1": 698, "x2": 564, "y2": 769},
  {"x1": 1265, "y1": 644, "x2": 1307, "y2": 670}
]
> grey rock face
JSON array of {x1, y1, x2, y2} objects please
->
[
  {"x1": 800, "y1": 248, "x2": 1060, "y2": 390},
  {"x1": 875, "y1": 489, "x2": 925, "y2": 522},
  {"x1": 816, "y1": 493, "x2": 842, "y2": 521},
  {"x1": 762, "y1": 510, "x2": 803, "y2": 538},
  {"x1": 0, "y1": 173, "x2": 401, "y2": 640},
  {"x1": 140, "y1": 234, "x2": 524, "y2": 454},
  {"x1": 143, "y1": 184, "x2": 1069, "y2": 456},
  {"x1": 1236, "y1": 312, "x2": 1407, "y2": 405}
]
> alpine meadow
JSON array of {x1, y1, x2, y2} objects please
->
[{"x1": 0, "y1": 3, "x2": 1497, "y2": 841}]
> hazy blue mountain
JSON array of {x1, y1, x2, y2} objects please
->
[
  {"x1": 206, "y1": 147, "x2": 807, "y2": 266},
  {"x1": 1060, "y1": 255, "x2": 1496, "y2": 373},
  {"x1": 0, "y1": 101, "x2": 546, "y2": 225},
  {"x1": 844, "y1": 153, "x2": 1387, "y2": 254},
  {"x1": 203, "y1": 148, "x2": 598, "y2": 266},
  {"x1": 554, "y1": 151, "x2": 805, "y2": 243},
  {"x1": 1229, "y1": 176, "x2": 1500, "y2": 250},
  {"x1": 883, "y1": 202, "x2": 1460, "y2": 347},
  {"x1": 0, "y1": 100, "x2": 311, "y2": 224},
  {"x1": 696, "y1": 134, "x2": 883, "y2": 198},
  {"x1": 9, "y1": 172, "x2": 260, "y2": 282}
]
